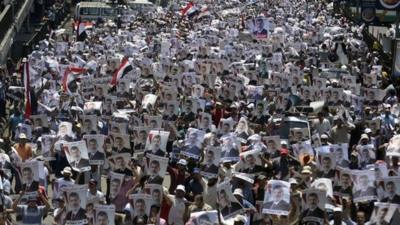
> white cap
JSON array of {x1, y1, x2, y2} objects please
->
[
  {"x1": 364, "y1": 128, "x2": 372, "y2": 134},
  {"x1": 176, "y1": 185, "x2": 186, "y2": 193},
  {"x1": 177, "y1": 159, "x2": 187, "y2": 166},
  {"x1": 233, "y1": 188, "x2": 244, "y2": 197},
  {"x1": 289, "y1": 178, "x2": 298, "y2": 185}
]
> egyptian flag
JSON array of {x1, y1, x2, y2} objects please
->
[
  {"x1": 197, "y1": 6, "x2": 210, "y2": 19},
  {"x1": 180, "y1": 2, "x2": 194, "y2": 16},
  {"x1": 187, "y1": 6, "x2": 200, "y2": 19},
  {"x1": 110, "y1": 57, "x2": 133, "y2": 86},
  {"x1": 74, "y1": 21, "x2": 93, "y2": 30},
  {"x1": 75, "y1": 20, "x2": 88, "y2": 41},
  {"x1": 62, "y1": 66, "x2": 86, "y2": 94},
  {"x1": 23, "y1": 62, "x2": 31, "y2": 118}
]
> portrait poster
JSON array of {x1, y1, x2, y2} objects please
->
[
  {"x1": 109, "y1": 172, "x2": 125, "y2": 200},
  {"x1": 130, "y1": 194, "x2": 153, "y2": 219},
  {"x1": 107, "y1": 153, "x2": 132, "y2": 173},
  {"x1": 220, "y1": 134, "x2": 240, "y2": 163},
  {"x1": 63, "y1": 141, "x2": 91, "y2": 172},
  {"x1": 83, "y1": 134, "x2": 105, "y2": 164},
  {"x1": 263, "y1": 180, "x2": 291, "y2": 215},
  {"x1": 247, "y1": 17, "x2": 270, "y2": 39},
  {"x1": 381, "y1": 177, "x2": 400, "y2": 204},
  {"x1": 352, "y1": 170, "x2": 377, "y2": 202},
  {"x1": 145, "y1": 153, "x2": 169, "y2": 185},
  {"x1": 311, "y1": 178, "x2": 333, "y2": 198},
  {"x1": 20, "y1": 161, "x2": 41, "y2": 193},
  {"x1": 64, "y1": 184, "x2": 88, "y2": 223},
  {"x1": 144, "y1": 183, "x2": 163, "y2": 205},
  {"x1": 369, "y1": 202, "x2": 398, "y2": 225},
  {"x1": 94, "y1": 204, "x2": 115, "y2": 225},
  {"x1": 217, "y1": 181, "x2": 244, "y2": 219},
  {"x1": 200, "y1": 146, "x2": 220, "y2": 178},
  {"x1": 145, "y1": 130, "x2": 170, "y2": 156},
  {"x1": 40, "y1": 134, "x2": 56, "y2": 160},
  {"x1": 57, "y1": 122, "x2": 73, "y2": 138},
  {"x1": 30, "y1": 114, "x2": 48, "y2": 128},
  {"x1": 301, "y1": 189, "x2": 326, "y2": 225},
  {"x1": 186, "y1": 210, "x2": 219, "y2": 225},
  {"x1": 81, "y1": 115, "x2": 98, "y2": 135},
  {"x1": 182, "y1": 128, "x2": 205, "y2": 159}
]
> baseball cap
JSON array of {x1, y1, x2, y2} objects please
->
[
  {"x1": 177, "y1": 159, "x2": 187, "y2": 166},
  {"x1": 176, "y1": 185, "x2": 186, "y2": 193}
]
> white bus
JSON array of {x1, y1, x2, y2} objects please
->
[
  {"x1": 126, "y1": 0, "x2": 155, "y2": 12},
  {"x1": 74, "y1": 2, "x2": 124, "y2": 21},
  {"x1": 75, "y1": 0, "x2": 155, "y2": 21}
]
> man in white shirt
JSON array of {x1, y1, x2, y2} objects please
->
[
  {"x1": 313, "y1": 112, "x2": 331, "y2": 136},
  {"x1": 168, "y1": 185, "x2": 189, "y2": 225},
  {"x1": 86, "y1": 179, "x2": 105, "y2": 204}
]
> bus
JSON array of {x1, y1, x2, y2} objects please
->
[
  {"x1": 74, "y1": 0, "x2": 155, "y2": 21},
  {"x1": 74, "y1": 2, "x2": 124, "y2": 21},
  {"x1": 126, "y1": 0, "x2": 155, "y2": 11}
]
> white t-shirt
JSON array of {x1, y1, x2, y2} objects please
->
[
  {"x1": 168, "y1": 195, "x2": 187, "y2": 225},
  {"x1": 87, "y1": 190, "x2": 105, "y2": 204}
]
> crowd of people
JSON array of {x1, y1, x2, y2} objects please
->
[{"x1": 0, "y1": 0, "x2": 399, "y2": 224}]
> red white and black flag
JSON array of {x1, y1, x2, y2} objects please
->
[
  {"x1": 75, "y1": 20, "x2": 90, "y2": 41},
  {"x1": 110, "y1": 57, "x2": 133, "y2": 86}
]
